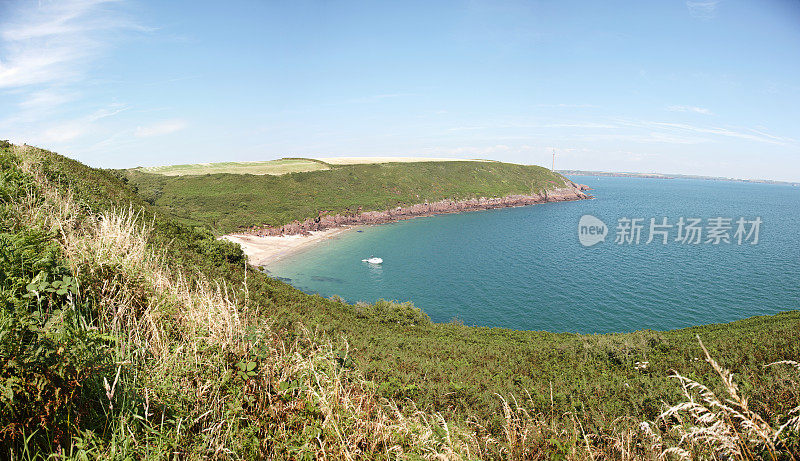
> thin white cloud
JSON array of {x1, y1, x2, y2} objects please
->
[
  {"x1": 543, "y1": 122, "x2": 617, "y2": 129},
  {"x1": 667, "y1": 105, "x2": 713, "y2": 115},
  {"x1": 135, "y1": 119, "x2": 188, "y2": 138},
  {"x1": 585, "y1": 132, "x2": 710, "y2": 145},
  {"x1": 686, "y1": 1, "x2": 720, "y2": 19},
  {"x1": 0, "y1": 1, "x2": 153, "y2": 151},
  {"x1": 650, "y1": 121, "x2": 793, "y2": 145},
  {"x1": 18, "y1": 89, "x2": 77, "y2": 110},
  {"x1": 535, "y1": 103, "x2": 598, "y2": 108},
  {"x1": 343, "y1": 93, "x2": 414, "y2": 104},
  {"x1": 447, "y1": 126, "x2": 488, "y2": 132},
  {"x1": 616, "y1": 118, "x2": 794, "y2": 146},
  {"x1": 447, "y1": 121, "x2": 615, "y2": 132},
  {"x1": 88, "y1": 104, "x2": 130, "y2": 122},
  {"x1": 36, "y1": 103, "x2": 130, "y2": 143},
  {"x1": 43, "y1": 123, "x2": 86, "y2": 143},
  {"x1": 442, "y1": 117, "x2": 792, "y2": 148},
  {"x1": 0, "y1": 0, "x2": 142, "y2": 89},
  {"x1": 10, "y1": 88, "x2": 80, "y2": 123}
]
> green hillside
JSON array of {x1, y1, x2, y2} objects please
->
[
  {"x1": 2, "y1": 143, "x2": 798, "y2": 458},
  {"x1": 123, "y1": 160, "x2": 571, "y2": 234}
]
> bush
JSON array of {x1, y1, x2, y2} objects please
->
[
  {"x1": 0, "y1": 308, "x2": 113, "y2": 447},
  {"x1": 356, "y1": 299, "x2": 431, "y2": 326},
  {"x1": 198, "y1": 236, "x2": 245, "y2": 266}
]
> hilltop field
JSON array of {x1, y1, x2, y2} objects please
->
[
  {"x1": 134, "y1": 156, "x2": 486, "y2": 177},
  {"x1": 135, "y1": 158, "x2": 332, "y2": 176},
  {"x1": 2, "y1": 143, "x2": 799, "y2": 458}
]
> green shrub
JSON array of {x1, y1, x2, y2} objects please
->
[
  {"x1": 356, "y1": 299, "x2": 431, "y2": 326},
  {"x1": 198, "y1": 237, "x2": 245, "y2": 266},
  {"x1": 0, "y1": 308, "x2": 113, "y2": 447}
]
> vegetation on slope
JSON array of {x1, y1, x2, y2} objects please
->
[
  {"x1": 2, "y1": 142, "x2": 799, "y2": 458},
  {"x1": 123, "y1": 160, "x2": 571, "y2": 234}
]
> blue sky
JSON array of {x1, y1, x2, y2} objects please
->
[{"x1": 1, "y1": 0, "x2": 799, "y2": 180}]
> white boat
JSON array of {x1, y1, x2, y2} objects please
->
[{"x1": 362, "y1": 256, "x2": 383, "y2": 264}]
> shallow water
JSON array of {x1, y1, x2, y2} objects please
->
[{"x1": 269, "y1": 176, "x2": 800, "y2": 333}]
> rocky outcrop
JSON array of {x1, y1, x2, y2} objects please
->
[{"x1": 245, "y1": 182, "x2": 593, "y2": 237}]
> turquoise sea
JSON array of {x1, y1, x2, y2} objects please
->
[{"x1": 269, "y1": 176, "x2": 800, "y2": 334}]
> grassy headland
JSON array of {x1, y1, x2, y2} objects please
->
[
  {"x1": 123, "y1": 160, "x2": 573, "y2": 234},
  {"x1": 1, "y1": 142, "x2": 798, "y2": 458}
]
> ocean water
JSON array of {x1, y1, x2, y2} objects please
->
[{"x1": 269, "y1": 176, "x2": 800, "y2": 334}]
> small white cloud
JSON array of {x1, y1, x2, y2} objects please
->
[
  {"x1": 135, "y1": 119, "x2": 188, "y2": 138},
  {"x1": 667, "y1": 105, "x2": 714, "y2": 115},
  {"x1": 18, "y1": 89, "x2": 76, "y2": 110},
  {"x1": 34, "y1": 103, "x2": 130, "y2": 143},
  {"x1": 88, "y1": 104, "x2": 130, "y2": 122},
  {"x1": 43, "y1": 123, "x2": 86, "y2": 142},
  {"x1": 686, "y1": 1, "x2": 720, "y2": 19}
]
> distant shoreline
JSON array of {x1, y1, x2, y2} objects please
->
[
  {"x1": 239, "y1": 183, "x2": 592, "y2": 238},
  {"x1": 560, "y1": 170, "x2": 800, "y2": 187},
  {"x1": 223, "y1": 183, "x2": 592, "y2": 266}
]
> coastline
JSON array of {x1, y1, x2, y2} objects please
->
[
  {"x1": 221, "y1": 182, "x2": 591, "y2": 267},
  {"x1": 242, "y1": 183, "x2": 592, "y2": 237},
  {"x1": 221, "y1": 227, "x2": 356, "y2": 267}
]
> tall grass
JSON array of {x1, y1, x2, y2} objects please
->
[{"x1": 643, "y1": 337, "x2": 800, "y2": 460}]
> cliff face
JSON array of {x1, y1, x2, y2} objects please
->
[{"x1": 243, "y1": 182, "x2": 592, "y2": 237}]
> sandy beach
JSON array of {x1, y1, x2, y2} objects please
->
[{"x1": 221, "y1": 227, "x2": 355, "y2": 266}]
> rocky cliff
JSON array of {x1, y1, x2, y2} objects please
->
[{"x1": 243, "y1": 182, "x2": 592, "y2": 237}]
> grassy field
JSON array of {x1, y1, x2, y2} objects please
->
[
  {"x1": 3, "y1": 143, "x2": 799, "y2": 458},
  {"x1": 124, "y1": 160, "x2": 571, "y2": 234},
  {"x1": 135, "y1": 157, "x2": 331, "y2": 176},
  {"x1": 135, "y1": 156, "x2": 488, "y2": 177}
]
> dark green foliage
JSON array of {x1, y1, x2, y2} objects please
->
[
  {"x1": 0, "y1": 151, "x2": 29, "y2": 203},
  {"x1": 0, "y1": 230, "x2": 66, "y2": 313},
  {"x1": 0, "y1": 307, "x2": 113, "y2": 447},
  {"x1": 0, "y1": 151, "x2": 114, "y2": 450},
  {"x1": 354, "y1": 299, "x2": 431, "y2": 326},
  {"x1": 197, "y1": 234, "x2": 245, "y2": 266},
  {"x1": 124, "y1": 161, "x2": 571, "y2": 233}
]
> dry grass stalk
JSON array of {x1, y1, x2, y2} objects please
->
[
  {"x1": 249, "y1": 327, "x2": 476, "y2": 459},
  {"x1": 653, "y1": 336, "x2": 798, "y2": 460}
]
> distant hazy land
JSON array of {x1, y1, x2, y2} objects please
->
[{"x1": 559, "y1": 169, "x2": 800, "y2": 186}]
